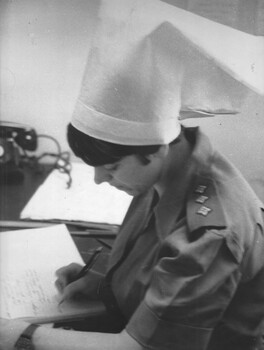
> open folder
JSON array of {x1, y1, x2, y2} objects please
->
[
  {"x1": 0, "y1": 224, "x2": 105, "y2": 324},
  {"x1": 20, "y1": 162, "x2": 132, "y2": 229}
]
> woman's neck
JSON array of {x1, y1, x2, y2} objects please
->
[{"x1": 154, "y1": 135, "x2": 193, "y2": 198}]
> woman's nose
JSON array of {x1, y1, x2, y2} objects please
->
[{"x1": 94, "y1": 166, "x2": 112, "y2": 184}]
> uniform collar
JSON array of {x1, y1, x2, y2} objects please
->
[{"x1": 154, "y1": 127, "x2": 227, "y2": 239}]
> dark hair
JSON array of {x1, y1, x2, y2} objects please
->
[{"x1": 67, "y1": 123, "x2": 181, "y2": 167}]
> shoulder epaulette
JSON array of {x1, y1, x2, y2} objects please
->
[{"x1": 187, "y1": 176, "x2": 227, "y2": 232}]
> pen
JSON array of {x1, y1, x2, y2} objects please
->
[
  {"x1": 58, "y1": 246, "x2": 103, "y2": 307},
  {"x1": 76, "y1": 246, "x2": 103, "y2": 279},
  {"x1": 95, "y1": 238, "x2": 112, "y2": 250}
]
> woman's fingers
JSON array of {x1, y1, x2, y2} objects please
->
[
  {"x1": 59, "y1": 278, "x2": 89, "y2": 302},
  {"x1": 55, "y1": 263, "x2": 83, "y2": 293}
]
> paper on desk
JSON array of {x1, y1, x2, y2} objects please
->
[
  {"x1": 20, "y1": 162, "x2": 132, "y2": 225},
  {"x1": 0, "y1": 224, "x2": 105, "y2": 323}
]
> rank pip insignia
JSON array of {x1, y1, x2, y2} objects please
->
[
  {"x1": 197, "y1": 206, "x2": 212, "y2": 216},
  {"x1": 195, "y1": 195, "x2": 209, "y2": 204},
  {"x1": 195, "y1": 185, "x2": 207, "y2": 194}
]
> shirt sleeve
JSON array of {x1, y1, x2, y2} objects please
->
[{"x1": 126, "y1": 226, "x2": 244, "y2": 350}]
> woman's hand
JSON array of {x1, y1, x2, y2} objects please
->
[
  {"x1": 55, "y1": 263, "x2": 104, "y2": 302},
  {"x1": 0, "y1": 318, "x2": 30, "y2": 350}
]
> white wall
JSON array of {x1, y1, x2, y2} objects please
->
[
  {"x1": 1, "y1": 0, "x2": 99, "y2": 154},
  {"x1": 1, "y1": 0, "x2": 264, "y2": 201}
]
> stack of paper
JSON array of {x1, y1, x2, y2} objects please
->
[{"x1": 20, "y1": 162, "x2": 132, "y2": 226}]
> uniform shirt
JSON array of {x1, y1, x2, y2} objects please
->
[{"x1": 106, "y1": 127, "x2": 264, "y2": 350}]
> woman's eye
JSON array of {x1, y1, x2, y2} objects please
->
[{"x1": 104, "y1": 163, "x2": 119, "y2": 171}]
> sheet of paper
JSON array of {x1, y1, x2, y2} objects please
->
[
  {"x1": 20, "y1": 162, "x2": 132, "y2": 225},
  {"x1": 0, "y1": 225, "x2": 104, "y2": 322},
  {"x1": 1, "y1": 268, "x2": 59, "y2": 319}
]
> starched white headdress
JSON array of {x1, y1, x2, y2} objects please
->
[{"x1": 72, "y1": 0, "x2": 264, "y2": 145}]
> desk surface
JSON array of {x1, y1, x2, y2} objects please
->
[{"x1": 0, "y1": 163, "x2": 113, "y2": 272}]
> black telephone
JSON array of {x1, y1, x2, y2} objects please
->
[{"x1": 0, "y1": 121, "x2": 37, "y2": 182}]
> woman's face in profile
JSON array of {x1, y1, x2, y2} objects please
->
[{"x1": 93, "y1": 152, "x2": 165, "y2": 196}]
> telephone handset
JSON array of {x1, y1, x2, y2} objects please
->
[
  {"x1": 0, "y1": 121, "x2": 38, "y2": 182},
  {"x1": 0, "y1": 121, "x2": 37, "y2": 152}
]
